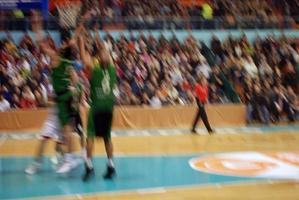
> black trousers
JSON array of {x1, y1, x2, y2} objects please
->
[{"x1": 191, "y1": 99, "x2": 213, "y2": 132}]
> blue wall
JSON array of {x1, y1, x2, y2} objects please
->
[
  {"x1": 1, "y1": 30, "x2": 299, "y2": 46},
  {"x1": 0, "y1": 31, "x2": 60, "y2": 46},
  {"x1": 99, "y1": 30, "x2": 299, "y2": 42}
]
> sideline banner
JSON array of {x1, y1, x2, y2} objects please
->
[
  {"x1": 0, "y1": 0, "x2": 48, "y2": 18},
  {"x1": 0, "y1": 105, "x2": 246, "y2": 132}
]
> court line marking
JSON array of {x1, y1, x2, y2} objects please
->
[
  {"x1": 188, "y1": 152, "x2": 299, "y2": 180},
  {"x1": 0, "y1": 134, "x2": 7, "y2": 147},
  {"x1": 0, "y1": 125, "x2": 298, "y2": 140},
  {"x1": 10, "y1": 179, "x2": 294, "y2": 200},
  {"x1": 2, "y1": 150, "x2": 299, "y2": 158}
]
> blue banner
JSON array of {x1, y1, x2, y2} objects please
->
[
  {"x1": 0, "y1": 0, "x2": 48, "y2": 18},
  {"x1": 0, "y1": 0, "x2": 42, "y2": 9}
]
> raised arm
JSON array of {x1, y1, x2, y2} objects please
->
[
  {"x1": 93, "y1": 24, "x2": 113, "y2": 65},
  {"x1": 94, "y1": 24, "x2": 105, "y2": 50},
  {"x1": 31, "y1": 11, "x2": 59, "y2": 64},
  {"x1": 79, "y1": 34, "x2": 93, "y2": 69}
]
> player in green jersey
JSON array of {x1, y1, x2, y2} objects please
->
[
  {"x1": 79, "y1": 26, "x2": 117, "y2": 181},
  {"x1": 31, "y1": 12, "x2": 82, "y2": 173},
  {"x1": 69, "y1": 69, "x2": 86, "y2": 157}
]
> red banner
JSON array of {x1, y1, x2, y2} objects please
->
[{"x1": 178, "y1": 0, "x2": 210, "y2": 7}]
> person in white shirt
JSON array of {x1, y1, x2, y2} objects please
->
[
  {"x1": 258, "y1": 55, "x2": 273, "y2": 77},
  {"x1": 0, "y1": 95, "x2": 10, "y2": 111},
  {"x1": 150, "y1": 91, "x2": 162, "y2": 108},
  {"x1": 170, "y1": 66, "x2": 183, "y2": 86},
  {"x1": 168, "y1": 85, "x2": 180, "y2": 104},
  {"x1": 196, "y1": 60, "x2": 211, "y2": 79},
  {"x1": 23, "y1": 86, "x2": 35, "y2": 102},
  {"x1": 242, "y1": 55, "x2": 258, "y2": 77},
  {"x1": 19, "y1": 57, "x2": 31, "y2": 72}
]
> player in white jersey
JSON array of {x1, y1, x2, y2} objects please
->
[
  {"x1": 25, "y1": 71, "x2": 87, "y2": 175},
  {"x1": 25, "y1": 100, "x2": 65, "y2": 174}
]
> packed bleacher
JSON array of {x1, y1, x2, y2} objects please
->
[
  {"x1": 1, "y1": 0, "x2": 299, "y2": 30},
  {"x1": 0, "y1": 0, "x2": 298, "y2": 125},
  {"x1": 103, "y1": 0, "x2": 299, "y2": 29},
  {"x1": 0, "y1": 31, "x2": 298, "y2": 124}
]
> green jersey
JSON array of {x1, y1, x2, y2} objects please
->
[
  {"x1": 90, "y1": 64, "x2": 116, "y2": 112},
  {"x1": 51, "y1": 59, "x2": 73, "y2": 102},
  {"x1": 72, "y1": 83, "x2": 83, "y2": 112}
]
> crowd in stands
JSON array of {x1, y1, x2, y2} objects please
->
[
  {"x1": 1, "y1": 0, "x2": 299, "y2": 30},
  {"x1": 103, "y1": 0, "x2": 299, "y2": 29},
  {"x1": 0, "y1": 31, "x2": 298, "y2": 123}
]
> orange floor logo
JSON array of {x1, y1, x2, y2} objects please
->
[{"x1": 189, "y1": 152, "x2": 299, "y2": 180}]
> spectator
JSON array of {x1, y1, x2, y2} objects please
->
[
  {"x1": 20, "y1": 86, "x2": 36, "y2": 109},
  {"x1": 150, "y1": 91, "x2": 162, "y2": 108},
  {"x1": 17, "y1": 57, "x2": 31, "y2": 72},
  {"x1": 141, "y1": 92, "x2": 150, "y2": 106},
  {"x1": 168, "y1": 84, "x2": 181, "y2": 104},
  {"x1": 2, "y1": 84, "x2": 13, "y2": 104},
  {"x1": 34, "y1": 89, "x2": 46, "y2": 108},
  {"x1": 250, "y1": 84, "x2": 270, "y2": 124},
  {"x1": 241, "y1": 54, "x2": 258, "y2": 77},
  {"x1": 271, "y1": 85, "x2": 296, "y2": 122},
  {"x1": 196, "y1": 60, "x2": 211, "y2": 79},
  {"x1": 0, "y1": 94, "x2": 10, "y2": 111},
  {"x1": 202, "y1": 3, "x2": 213, "y2": 20},
  {"x1": 11, "y1": 94, "x2": 20, "y2": 109},
  {"x1": 286, "y1": 86, "x2": 297, "y2": 122}
]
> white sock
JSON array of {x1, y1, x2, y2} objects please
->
[
  {"x1": 81, "y1": 148, "x2": 87, "y2": 157},
  {"x1": 71, "y1": 153, "x2": 76, "y2": 159},
  {"x1": 108, "y1": 158, "x2": 114, "y2": 168},
  {"x1": 55, "y1": 152, "x2": 61, "y2": 158},
  {"x1": 65, "y1": 153, "x2": 72, "y2": 162},
  {"x1": 86, "y1": 158, "x2": 93, "y2": 169}
]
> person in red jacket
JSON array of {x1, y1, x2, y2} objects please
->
[{"x1": 191, "y1": 76, "x2": 214, "y2": 134}]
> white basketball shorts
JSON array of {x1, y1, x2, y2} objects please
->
[{"x1": 40, "y1": 107, "x2": 63, "y2": 143}]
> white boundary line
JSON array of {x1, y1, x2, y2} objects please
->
[{"x1": 0, "y1": 134, "x2": 7, "y2": 147}]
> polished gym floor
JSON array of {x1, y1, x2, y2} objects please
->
[{"x1": 1, "y1": 125, "x2": 299, "y2": 200}]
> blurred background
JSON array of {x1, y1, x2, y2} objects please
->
[
  {"x1": 0, "y1": 0, "x2": 298, "y2": 124},
  {"x1": 0, "y1": 1, "x2": 299, "y2": 200}
]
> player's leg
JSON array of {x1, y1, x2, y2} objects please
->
[
  {"x1": 103, "y1": 138, "x2": 116, "y2": 179},
  {"x1": 56, "y1": 102, "x2": 81, "y2": 173},
  {"x1": 55, "y1": 142, "x2": 64, "y2": 156},
  {"x1": 102, "y1": 112, "x2": 116, "y2": 179},
  {"x1": 74, "y1": 112, "x2": 86, "y2": 157},
  {"x1": 25, "y1": 108, "x2": 61, "y2": 174},
  {"x1": 56, "y1": 123, "x2": 80, "y2": 173},
  {"x1": 25, "y1": 138, "x2": 48, "y2": 174},
  {"x1": 199, "y1": 104, "x2": 214, "y2": 134},
  {"x1": 51, "y1": 142, "x2": 65, "y2": 165},
  {"x1": 191, "y1": 108, "x2": 201, "y2": 134},
  {"x1": 82, "y1": 110, "x2": 95, "y2": 181}
]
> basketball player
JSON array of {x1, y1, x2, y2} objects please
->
[
  {"x1": 31, "y1": 12, "x2": 82, "y2": 173},
  {"x1": 25, "y1": 67, "x2": 85, "y2": 174},
  {"x1": 191, "y1": 76, "x2": 214, "y2": 134},
  {"x1": 79, "y1": 26, "x2": 117, "y2": 181},
  {"x1": 69, "y1": 69, "x2": 86, "y2": 156},
  {"x1": 25, "y1": 99, "x2": 64, "y2": 174}
]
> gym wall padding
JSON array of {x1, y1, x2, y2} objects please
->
[{"x1": 0, "y1": 104, "x2": 246, "y2": 132}]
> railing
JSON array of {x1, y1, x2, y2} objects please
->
[{"x1": 0, "y1": 16, "x2": 298, "y2": 31}]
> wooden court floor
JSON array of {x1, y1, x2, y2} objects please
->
[{"x1": 1, "y1": 131, "x2": 299, "y2": 200}]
